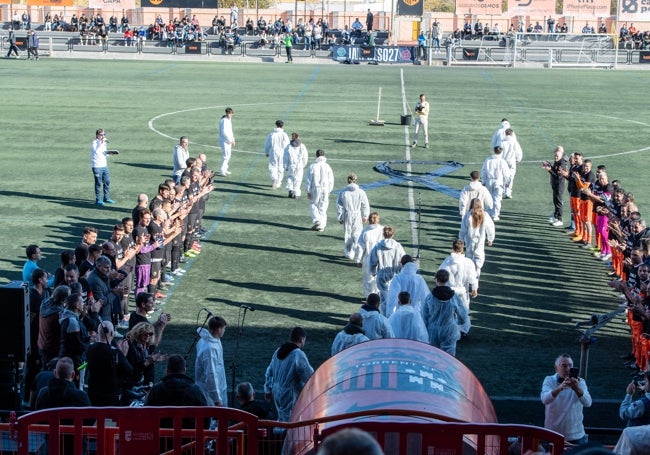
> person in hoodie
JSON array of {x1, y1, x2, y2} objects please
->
[
  {"x1": 422, "y1": 269, "x2": 468, "y2": 356},
  {"x1": 369, "y1": 225, "x2": 406, "y2": 314},
  {"x1": 490, "y1": 118, "x2": 510, "y2": 149},
  {"x1": 459, "y1": 198, "x2": 495, "y2": 278},
  {"x1": 388, "y1": 292, "x2": 428, "y2": 343},
  {"x1": 359, "y1": 293, "x2": 394, "y2": 340},
  {"x1": 283, "y1": 132, "x2": 309, "y2": 198},
  {"x1": 265, "y1": 120, "x2": 290, "y2": 190},
  {"x1": 438, "y1": 240, "x2": 478, "y2": 336},
  {"x1": 331, "y1": 313, "x2": 369, "y2": 356},
  {"x1": 59, "y1": 293, "x2": 91, "y2": 385},
  {"x1": 336, "y1": 173, "x2": 370, "y2": 260},
  {"x1": 147, "y1": 354, "x2": 207, "y2": 407},
  {"x1": 458, "y1": 171, "x2": 493, "y2": 218},
  {"x1": 355, "y1": 212, "x2": 384, "y2": 297},
  {"x1": 385, "y1": 255, "x2": 430, "y2": 316},
  {"x1": 306, "y1": 149, "x2": 334, "y2": 231},
  {"x1": 195, "y1": 316, "x2": 228, "y2": 406},
  {"x1": 264, "y1": 327, "x2": 314, "y2": 422},
  {"x1": 38, "y1": 285, "x2": 70, "y2": 368},
  {"x1": 480, "y1": 146, "x2": 511, "y2": 221},
  {"x1": 500, "y1": 128, "x2": 523, "y2": 199}
]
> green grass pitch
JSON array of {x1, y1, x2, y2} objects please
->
[{"x1": 2, "y1": 59, "x2": 650, "y2": 423}]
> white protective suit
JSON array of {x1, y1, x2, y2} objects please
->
[
  {"x1": 355, "y1": 223, "x2": 384, "y2": 296},
  {"x1": 388, "y1": 304, "x2": 429, "y2": 343},
  {"x1": 369, "y1": 238, "x2": 406, "y2": 313},
  {"x1": 336, "y1": 183, "x2": 370, "y2": 259},
  {"x1": 194, "y1": 327, "x2": 228, "y2": 406},
  {"x1": 263, "y1": 343, "x2": 314, "y2": 422},
  {"x1": 459, "y1": 211, "x2": 495, "y2": 277},
  {"x1": 283, "y1": 139, "x2": 308, "y2": 197},
  {"x1": 481, "y1": 152, "x2": 511, "y2": 219},
  {"x1": 421, "y1": 286, "x2": 468, "y2": 356},
  {"x1": 385, "y1": 261, "x2": 430, "y2": 317},
  {"x1": 359, "y1": 305, "x2": 394, "y2": 339},
  {"x1": 490, "y1": 119, "x2": 510, "y2": 148},
  {"x1": 500, "y1": 133, "x2": 523, "y2": 198},
  {"x1": 331, "y1": 324, "x2": 369, "y2": 356},
  {"x1": 614, "y1": 425, "x2": 650, "y2": 455},
  {"x1": 439, "y1": 252, "x2": 478, "y2": 334},
  {"x1": 305, "y1": 156, "x2": 334, "y2": 230},
  {"x1": 219, "y1": 114, "x2": 235, "y2": 175},
  {"x1": 265, "y1": 127, "x2": 290, "y2": 188},
  {"x1": 458, "y1": 180, "x2": 494, "y2": 218}
]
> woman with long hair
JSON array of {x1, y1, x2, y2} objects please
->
[
  {"x1": 459, "y1": 198, "x2": 495, "y2": 278},
  {"x1": 125, "y1": 322, "x2": 167, "y2": 393}
]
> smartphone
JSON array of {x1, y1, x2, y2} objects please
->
[{"x1": 569, "y1": 367, "x2": 579, "y2": 379}]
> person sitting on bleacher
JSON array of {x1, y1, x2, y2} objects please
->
[
  {"x1": 246, "y1": 18, "x2": 254, "y2": 35},
  {"x1": 123, "y1": 27, "x2": 134, "y2": 47},
  {"x1": 257, "y1": 17, "x2": 267, "y2": 35},
  {"x1": 351, "y1": 18, "x2": 363, "y2": 38},
  {"x1": 341, "y1": 25, "x2": 352, "y2": 45},
  {"x1": 258, "y1": 29, "x2": 268, "y2": 48},
  {"x1": 120, "y1": 15, "x2": 129, "y2": 33},
  {"x1": 225, "y1": 33, "x2": 235, "y2": 54}
]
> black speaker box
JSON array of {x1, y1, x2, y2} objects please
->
[{"x1": 0, "y1": 281, "x2": 30, "y2": 361}]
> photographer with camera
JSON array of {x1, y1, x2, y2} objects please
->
[
  {"x1": 411, "y1": 94, "x2": 430, "y2": 149},
  {"x1": 620, "y1": 371, "x2": 650, "y2": 426},
  {"x1": 540, "y1": 353, "x2": 592, "y2": 446}
]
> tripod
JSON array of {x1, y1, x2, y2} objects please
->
[{"x1": 229, "y1": 305, "x2": 253, "y2": 405}]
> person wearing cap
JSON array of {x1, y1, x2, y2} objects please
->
[{"x1": 336, "y1": 173, "x2": 370, "y2": 259}]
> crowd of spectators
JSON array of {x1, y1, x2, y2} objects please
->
[{"x1": 21, "y1": 150, "x2": 215, "y2": 408}]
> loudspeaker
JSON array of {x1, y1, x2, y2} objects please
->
[{"x1": 0, "y1": 282, "x2": 30, "y2": 361}]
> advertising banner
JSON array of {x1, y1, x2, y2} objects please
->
[
  {"x1": 141, "y1": 0, "x2": 217, "y2": 7},
  {"x1": 507, "y1": 0, "x2": 555, "y2": 17},
  {"x1": 89, "y1": 0, "x2": 136, "y2": 9},
  {"x1": 563, "y1": 0, "x2": 610, "y2": 18},
  {"x1": 331, "y1": 45, "x2": 415, "y2": 63},
  {"x1": 26, "y1": 0, "x2": 74, "y2": 6},
  {"x1": 619, "y1": 0, "x2": 650, "y2": 22},
  {"x1": 455, "y1": 0, "x2": 502, "y2": 15},
  {"x1": 396, "y1": 0, "x2": 424, "y2": 17}
]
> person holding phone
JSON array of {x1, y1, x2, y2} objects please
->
[
  {"x1": 540, "y1": 353, "x2": 592, "y2": 445},
  {"x1": 90, "y1": 128, "x2": 116, "y2": 206},
  {"x1": 619, "y1": 370, "x2": 650, "y2": 427}
]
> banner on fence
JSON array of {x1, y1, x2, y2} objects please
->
[
  {"x1": 141, "y1": 0, "x2": 218, "y2": 7},
  {"x1": 455, "y1": 0, "x2": 502, "y2": 15},
  {"x1": 396, "y1": 0, "x2": 424, "y2": 16},
  {"x1": 89, "y1": 0, "x2": 136, "y2": 9},
  {"x1": 331, "y1": 45, "x2": 415, "y2": 63},
  {"x1": 563, "y1": 0, "x2": 610, "y2": 17},
  {"x1": 507, "y1": 0, "x2": 555, "y2": 17},
  {"x1": 619, "y1": 0, "x2": 650, "y2": 21},
  {"x1": 26, "y1": 0, "x2": 74, "y2": 6}
]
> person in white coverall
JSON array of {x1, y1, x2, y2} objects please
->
[
  {"x1": 264, "y1": 327, "x2": 314, "y2": 422},
  {"x1": 219, "y1": 108, "x2": 235, "y2": 176},
  {"x1": 439, "y1": 239, "x2": 478, "y2": 335},
  {"x1": 359, "y1": 292, "x2": 394, "y2": 340},
  {"x1": 331, "y1": 312, "x2": 369, "y2": 356},
  {"x1": 336, "y1": 173, "x2": 370, "y2": 260},
  {"x1": 458, "y1": 170, "x2": 493, "y2": 219},
  {"x1": 195, "y1": 316, "x2": 228, "y2": 406},
  {"x1": 265, "y1": 120, "x2": 290, "y2": 189},
  {"x1": 369, "y1": 225, "x2": 406, "y2": 314},
  {"x1": 481, "y1": 146, "x2": 511, "y2": 221},
  {"x1": 355, "y1": 212, "x2": 384, "y2": 297},
  {"x1": 422, "y1": 269, "x2": 468, "y2": 356},
  {"x1": 459, "y1": 198, "x2": 495, "y2": 278},
  {"x1": 305, "y1": 149, "x2": 334, "y2": 231},
  {"x1": 500, "y1": 128, "x2": 523, "y2": 199},
  {"x1": 283, "y1": 132, "x2": 309, "y2": 198},
  {"x1": 385, "y1": 255, "x2": 430, "y2": 316},
  {"x1": 388, "y1": 291, "x2": 429, "y2": 343},
  {"x1": 490, "y1": 118, "x2": 510, "y2": 149}
]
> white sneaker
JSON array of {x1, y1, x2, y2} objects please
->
[
  {"x1": 551, "y1": 220, "x2": 563, "y2": 227},
  {"x1": 493, "y1": 216, "x2": 500, "y2": 221},
  {"x1": 548, "y1": 216, "x2": 557, "y2": 224}
]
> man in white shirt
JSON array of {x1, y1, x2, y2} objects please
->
[
  {"x1": 90, "y1": 128, "x2": 115, "y2": 205},
  {"x1": 172, "y1": 136, "x2": 190, "y2": 184},
  {"x1": 219, "y1": 108, "x2": 235, "y2": 176},
  {"x1": 411, "y1": 94, "x2": 430, "y2": 149}
]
